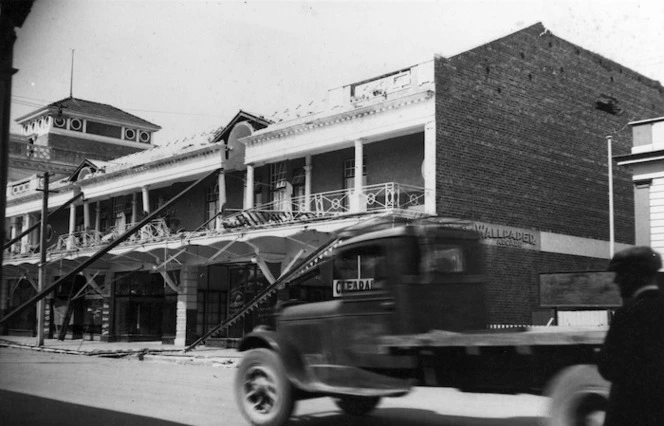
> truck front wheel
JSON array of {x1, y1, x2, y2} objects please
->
[
  {"x1": 544, "y1": 365, "x2": 609, "y2": 426},
  {"x1": 334, "y1": 395, "x2": 381, "y2": 416},
  {"x1": 235, "y1": 348, "x2": 295, "y2": 426}
]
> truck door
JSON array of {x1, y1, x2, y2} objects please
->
[{"x1": 330, "y1": 238, "x2": 411, "y2": 369}]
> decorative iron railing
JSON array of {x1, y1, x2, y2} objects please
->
[
  {"x1": 219, "y1": 182, "x2": 425, "y2": 230},
  {"x1": 5, "y1": 183, "x2": 425, "y2": 257},
  {"x1": 51, "y1": 229, "x2": 105, "y2": 252},
  {"x1": 105, "y1": 218, "x2": 171, "y2": 244},
  {"x1": 47, "y1": 219, "x2": 171, "y2": 252}
]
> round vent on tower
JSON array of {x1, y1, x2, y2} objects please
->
[
  {"x1": 124, "y1": 128, "x2": 136, "y2": 141},
  {"x1": 70, "y1": 118, "x2": 83, "y2": 131},
  {"x1": 139, "y1": 131, "x2": 151, "y2": 143},
  {"x1": 54, "y1": 117, "x2": 67, "y2": 128}
]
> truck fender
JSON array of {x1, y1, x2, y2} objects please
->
[
  {"x1": 237, "y1": 328, "x2": 312, "y2": 392},
  {"x1": 544, "y1": 364, "x2": 609, "y2": 426}
]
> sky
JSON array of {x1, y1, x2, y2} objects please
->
[{"x1": 10, "y1": 0, "x2": 664, "y2": 145}]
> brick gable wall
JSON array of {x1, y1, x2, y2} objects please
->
[
  {"x1": 435, "y1": 23, "x2": 664, "y2": 243},
  {"x1": 434, "y1": 24, "x2": 664, "y2": 324}
]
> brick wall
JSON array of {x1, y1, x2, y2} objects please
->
[
  {"x1": 483, "y1": 245, "x2": 609, "y2": 324},
  {"x1": 434, "y1": 23, "x2": 664, "y2": 323},
  {"x1": 435, "y1": 23, "x2": 664, "y2": 243}
]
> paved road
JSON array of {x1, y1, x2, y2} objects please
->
[{"x1": 0, "y1": 347, "x2": 549, "y2": 425}]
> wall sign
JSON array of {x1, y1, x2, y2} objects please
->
[{"x1": 452, "y1": 221, "x2": 540, "y2": 250}]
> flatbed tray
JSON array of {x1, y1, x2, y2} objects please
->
[{"x1": 380, "y1": 326, "x2": 608, "y2": 349}]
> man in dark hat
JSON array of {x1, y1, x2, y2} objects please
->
[{"x1": 598, "y1": 246, "x2": 664, "y2": 425}]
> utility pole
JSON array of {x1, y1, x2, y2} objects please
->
[{"x1": 36, "y1": 173, "x2": 51, "y2": 346}]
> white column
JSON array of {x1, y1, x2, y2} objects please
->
[
  {"x1": 94, "y1": 202, "x2": 101, "y2": 232},
  {"x1": 142, "y1": 186, "x2": 150, "y2": 214},
  {"x1": 175, "y1": 266, "x2": 198, "y2": 347},
  {"x1": 131, "y1": 193, "x2": 138, "y2": 224},
  {"x1": 83, "y1": 200, "x2": 91, "y2": 230},
  {"x1": 21, "y1": 214, "x2": 31, "y2": 253},
  {"x1": 352, "y1": 139, "x2": 365, "y2": 212},
  {"x1": 304, "y1": 155, "x2": 312, "y2": 212},
  {"x1": 424, "y1": 121, "x2": 436, "y2": 215},
  {"x1": 67, "y1": 203, "x2": 76, "y2": 250},
  {"x1": 245, "y1": 165, "x2": 255, "y2": 210},
  {"x1": 9, "y1": 217, "x2": 17, "y2": 253},
  {"x1": 217, "y1": 171, "x2": 227, "y2": 230}
]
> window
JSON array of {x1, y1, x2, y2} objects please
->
[
  {"x1": 254, "y1": 177, "x2": 264, "y2": 207},
  {"x1": 270, "y1": 162, "x2": 290, "y2": 211},
  {"x1": 421, "y1": 244, "x2": 465, "y2": 274},
  {"x1": 270, "y1": 162, "x2": 288, "y2": 190},
  {"x1": 333, "y1": 244, "x2": 386, "y2": 297},
  {"x1": 343, "y1": 157, "x2": 367, "y2": 191},
  {"x1": 292, "y1": 168, "x2": 306, "y2": 210},
  {"x1": 112, "y1": 196, "x2": 127, "y2": 230},
  {"x1": 205, "y1": 184, "x2": 220, "y2": 230}
]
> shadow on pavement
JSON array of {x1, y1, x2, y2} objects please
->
[
  {"x1": 0, "y1": 390, "x2": 189, "y2": 426},
  {"x1": 290, "y1": 407, "x2": 544, "y2": 426}
]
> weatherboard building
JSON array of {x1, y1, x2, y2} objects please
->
[{"x1": 3, "y1": 23, "x2": 664, "y2": 345}]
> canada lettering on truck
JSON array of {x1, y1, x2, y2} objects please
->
[{"x1": 333, "y1": 278, "x2": 374, "y2": 297}]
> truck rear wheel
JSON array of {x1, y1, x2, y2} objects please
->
[
  {"x1": 334, "y1": 395, "x2": 381, "y2": 416},
  {"x1": 544, "y1": 365, "x2": 609, "y2": 426},
  {"x1": 235, "y1": 348, "x2": 295, "y2": 426}
]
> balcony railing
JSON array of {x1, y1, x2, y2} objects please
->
[
  {"x1": 51, "y1": 229, "x2": 105, "y2": 252},
  {"x1": 103, "y1": 218, "x2": 172, "y2": 245},
  {"x1": 47, "y1": 218, "x2": 171, "y2": 253},
  {"x1": 4, "y1": 183, "x2": 425, "y2": 258},
  {"x1": 220, "y1": 182, "x2": 425, "y2": 230}
]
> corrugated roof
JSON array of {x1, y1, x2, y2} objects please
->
[
  {"x1": 99, "y1": 130, "x2": 219, "y2": 175},
  {"x1": 16, "y1": 97, "x2": 161, "y2": 130}
]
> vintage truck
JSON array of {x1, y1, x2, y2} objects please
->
[{"x1": 233, "y1": 218, "x2": 610, "y2": 426}]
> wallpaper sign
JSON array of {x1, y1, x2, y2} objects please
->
[
  {"x1": 474, "y1": 222, "x2": 540, "y2": 250},
  {"x1": 452, "y1": 221, "x2": 540, "y2": 250}
]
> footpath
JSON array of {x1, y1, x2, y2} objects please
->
[{"x1": 0, "y1": 335, "x2": 243, "y2": 368}]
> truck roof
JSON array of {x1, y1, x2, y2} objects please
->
[{"x1": 337, "y1": 216, "x2": 480, "y2": 248}]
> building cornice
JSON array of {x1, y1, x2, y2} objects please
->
[{"x1": 243, "y1": 90, "x2": 434, "y2": 146}]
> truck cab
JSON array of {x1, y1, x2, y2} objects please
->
[{"x1": 278, "y1": 222, "x2": 487, "y2": 374}]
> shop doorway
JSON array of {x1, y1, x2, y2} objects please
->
[
  {"x1": 197, "y1": 263, "x2": 278, "y2": 340},
  {"x1": 6, "y1": 278, "x2": 37, "y2": 336},
  {"x1": 113, "y1": 271, "x2": 176, "y2": 342}
]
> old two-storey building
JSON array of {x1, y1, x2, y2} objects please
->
[
  {"x1": 4, "y1": 23, "x2": 664, "y2": 346},
  {"x1": 617, "y1": 118, "x2": 664, "y2": 255}
]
